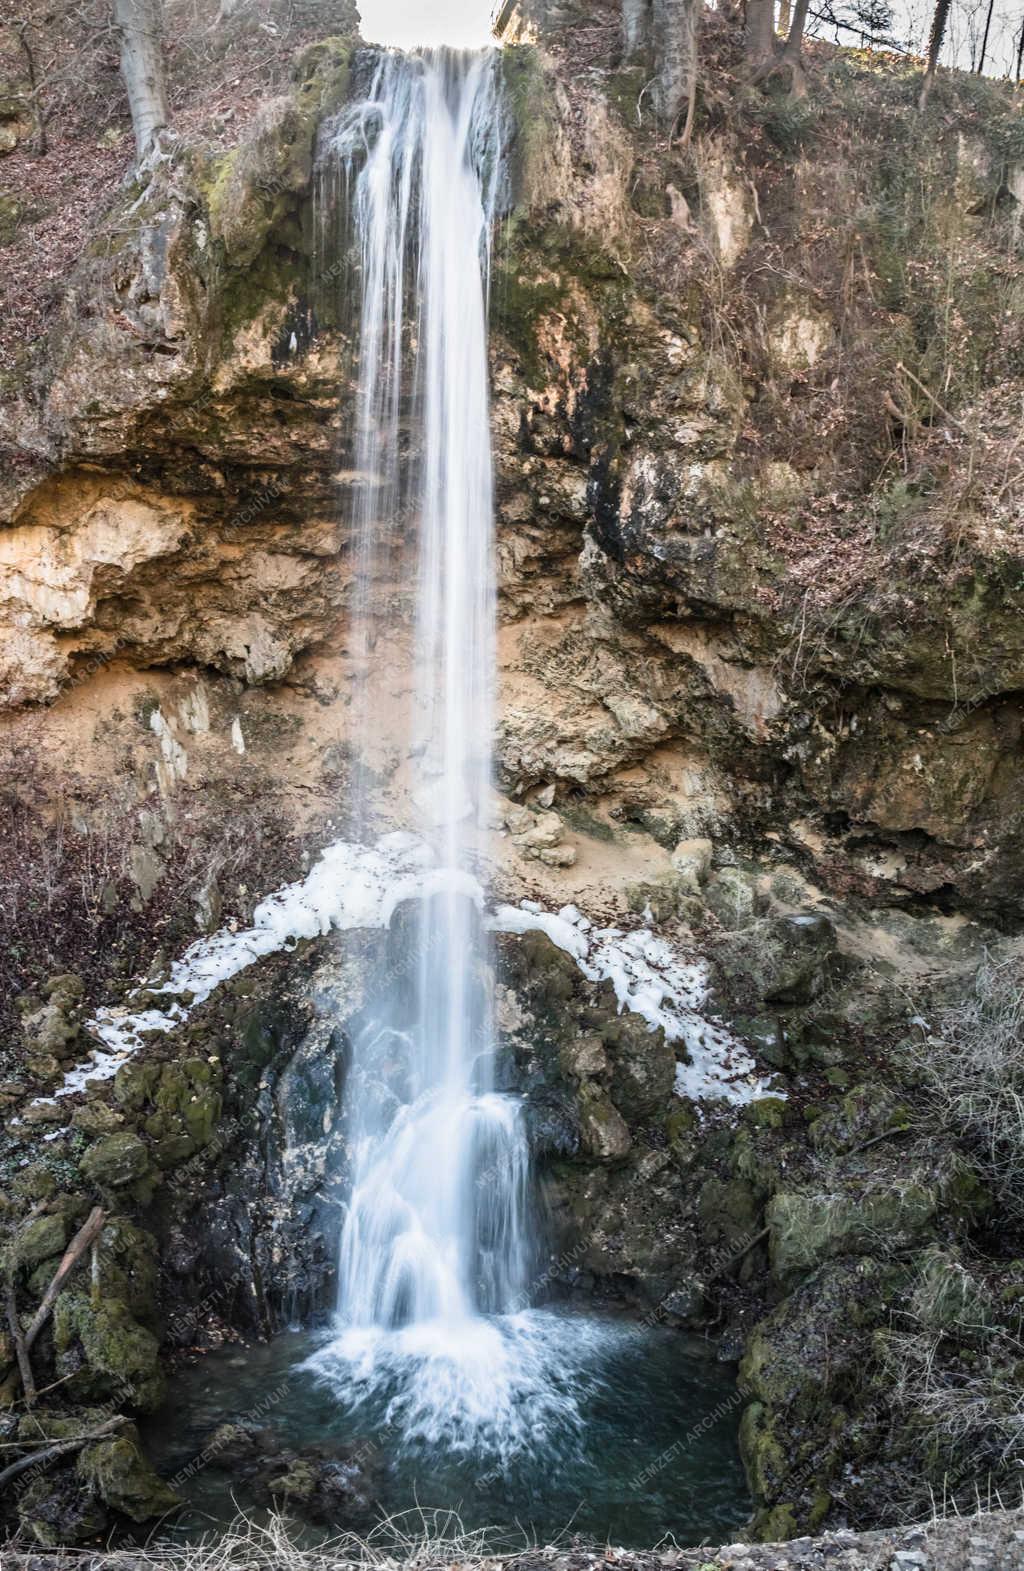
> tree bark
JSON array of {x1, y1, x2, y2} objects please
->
[
  {"x1": 112, "y1": 0, "x2": 169, "y2": 162},
  {"x1": 1016, "y1": 18, "x2": 1024, "y2": 83},
  {"x1": 782, "y1": 0, "x2": 811, "y2": 58},
  {"x1": 622, "y1": 0, "x2": 653, "y2": 60},
  {"x1": 653, "y1": 0, "x2": 699, "y2": 130},
  {"x1": 918, "y1": 0, "x2": 951, "y2": 109},
  {"x1": 746, "y1": 0, "x2": 778, "y2": 67}
]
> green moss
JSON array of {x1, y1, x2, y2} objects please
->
[
  {"x1": 742, "y1": 1097, "x2": 787, "y2": 1132},
  {"x1": 54, "y1": 1293, "x2": 164, "y2": 1411},
  {"x1": 81, "y1": 1131, "x2": 151, "y2": 1191},
  {"x1": 6, "y1": 1211, "x2": 66, "y2": 1272},
  {"x1": 77, "y1": 1426, "x2": 180, "y2": 1521}
]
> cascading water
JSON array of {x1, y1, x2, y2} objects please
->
[
  {"x1": 148, "y1": 48, "x2": 752, "y2": 1538},
  {"x1": 305, "y1": 48, "x2": 576, "y2": 1457}
]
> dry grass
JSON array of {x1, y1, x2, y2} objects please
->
[
  {"x1": 15, "y1": 1510, "x2": 552, "y2": 1571},
  {"x1": 906, "y1": 959, "x2": 1024, "y2": 1220}
]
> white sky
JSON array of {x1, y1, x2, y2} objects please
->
[{"x1": 358, "y1": 0, "x2": 497, "y2": 49}]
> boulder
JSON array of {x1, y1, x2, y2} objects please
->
[
  {"x1": 716, "y1": 911, "x2": 837, "y2": 1007},
  {"x1": 601, "y1": 1012, "x2": 675, "y2": 1120},
  {"x1": 767, "y1": 1178, "x2": 939, "y2": 1285},
  {"x1": 578, "y1": 1084, "x2": 632, "y2": 1160},
  {"x1": 670, "y1": 837, "x2": 714, "y2": 892},
  {"x1": 704, "y1": 866, "x2": 764, "y2": 930},
  {"x1": 80, "y1": 1131, "x2": 151, "y2": 1190},
  {"x1": 76, "y1": 1425, "x2": 180, "y2": 1522},
  {"x1": 9, "y1": 1211, "x2": 66, "y2": 1270}
]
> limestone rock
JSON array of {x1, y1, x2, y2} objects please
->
[
  {"x1": 9, "y1": 1211, "x2": 67, "y2": 1270},
  {"x1": 579, "y1": 1084, "x2": 632, "y2": 1160},
  {"x1": 704, "y1": 866, "x2": 764, "y2": 931},
  {"x1": 670, "y1": 838, "x2": 714, "y2": 892}
]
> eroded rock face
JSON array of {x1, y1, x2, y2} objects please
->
[{"x1": 2, "y1": 24, "x2": 1023, "y2": 945}]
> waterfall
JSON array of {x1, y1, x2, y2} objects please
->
[{"x1": 305, "y1": 49, "x2": 572, "y2": 1456}]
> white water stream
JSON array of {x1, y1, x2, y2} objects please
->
[{"x1": 305, "y1": 48, "x2": 569, "y2": 1453}]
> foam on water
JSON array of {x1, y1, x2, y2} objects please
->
[{"x1": 302, "y1": 1307, "x2": 637, "y2": 1462}]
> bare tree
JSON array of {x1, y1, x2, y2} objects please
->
[
  {"x1": 918, "y1": 0, "x2": 951, "y2": 108},
  {"x1": 780, "y1": 0, "x2": 812, "y2": 76},
  {"x1": 975, "y1": 0, "x2": 996, "y2": 70},
  {"x1": 112, "y1": 0, "x2": 168, "y2": 161}
]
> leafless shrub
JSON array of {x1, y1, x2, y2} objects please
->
[
  {"x1": 880, "y1": 1318, "x2": 1024, "y2": 1466},
  {"x1": 906, "y1": 959, "x2": 1024, "y2": 1219}
]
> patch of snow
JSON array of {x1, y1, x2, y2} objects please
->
[
  {"x1": 491, "y1": 901, "x2": 779, "y2": 1106},
  {"x1": 43, "y1": 837, "x2": 469, "y2": 1103},
  {"x1": 31, "y1": 837, "x2": 778, "y2": 1111}
]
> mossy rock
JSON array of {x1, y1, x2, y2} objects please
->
[
  {"x1": 77, "y1": 1424, "x2": 180, "y2": 1522},
  {"x1": 578, "y1": 1083, "x2": 632, "y2": 1160},
  {"x1": 767, "y1": 1178, "x2": 938, "y2": 1284},
  {"x1": 88, "y1": 1220, "x2": 160, "y2": 1323},
  {"x1": 16, "y1": 1470, "x2": 108, "y2": 1547},
  {"x1": 738, "y1": 1398, "x2": 788, "y2": 1499},
  {"x1": 910, "y1": 1244, "x2": 993, "y2": 1339},
  {"x1": 8, "y1": 1211, "x2": 67, "y2": 1271},
  {"x1": 81, "y1": 1131, "x2": 151, "y2": 1192},
  {"x1": 204, "y1": 39, "x2": 352, "y2": 271},
  {"x1": 704, "y1": 866, "x2": 764, "y2": 931},
  {"x1": 601, "y1": 1011, "x2": 675, "y2": 1120},
  {"x1": 54, "y1": 1293, "x2": 164, "y2": 1411},
  {"x1": 698, "y1": 1175, "x2": 761, "y2": 1253},
  {"x1": 715, "y1": 912, "x2": 838, "y2": 1009}
]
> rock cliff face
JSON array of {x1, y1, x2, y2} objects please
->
[
  {"x1": 3, "y1": 14, "x2": 1024, "y2": 951},
  {"x1": 2, "y1": 4, "x2": 1024, "y2": 1554}
]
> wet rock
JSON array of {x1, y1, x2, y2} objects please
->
[
  {"x1": 76, "y1": 1424, "x2": 180, "y2": 1522},
  {"x1": 203, "y1": 1421, "x2": 379, "y2": 1526},
  {"x1": 524, "y1": 1089, "x2": 581, "y2": 1157},
  {"x1": 16, "y1": 1470, "x2": 109, "y2": 1547}
]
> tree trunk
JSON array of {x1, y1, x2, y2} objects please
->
[
  {"x1": 679, "y1": 0, "x2": 701, "y2": 144},
  {"x1": 653, "y1": 0, "x2": 699, "y2": 130},
  {"x1": 746, "y1": 0, "x2": 778, "y2": 67},
  {"x1": 975, "y1": 0, "x2": 995, "y2": 71},
  {"x1": 112, "y1": 0, "x2": 168, "y2": 161},
  {"x1": 782, "y1": 0, "x2": 811, "y2": 57},
  {"x1": 918, "y1": 0, "x2": 951, "y2": 109},
  {"x1": 1016, "y1": 18, "x2": 1024, "y2": 83},
  {"x1": 777, "y1": 0, "x2": 791, "y2": 31},
  {"x1": 622, "y1": 0, "x2": 653, "y2": 60}
]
